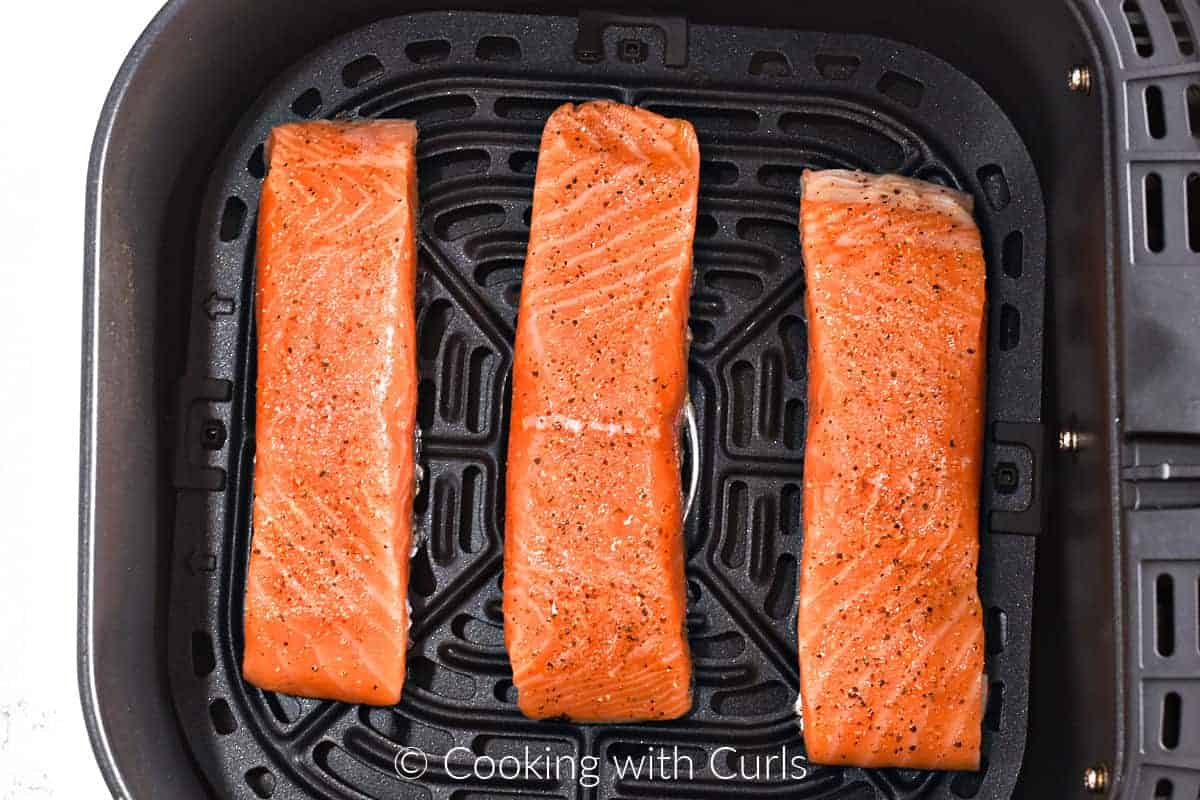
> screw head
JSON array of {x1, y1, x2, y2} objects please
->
[
  {"x1": 1083, "y1": 764, "x2": 1109, "y2": 793},
  {"x1": 1068, "y1": 65, "x2": 1092, "y2": 94}
]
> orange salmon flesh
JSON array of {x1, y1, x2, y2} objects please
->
[
  {"x1": 503, "y1": 100, "x2": 700, "y2": 722},
  {"x1": 797, "y1": 169, "x2": 987, "y2": 770},
  {"x1": 243, "y1": 120, "x2": 419, "y2": 706}
]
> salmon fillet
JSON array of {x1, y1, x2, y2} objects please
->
[
  {"x1": 243, "y1": 120, "x2": 419, "y2": 706},
  {"x1": 503, "y1": 101, "x2": 699, "y2": 722},
  {"x1": 797, "y1": 170, "x2": 986, "y2": 770}
]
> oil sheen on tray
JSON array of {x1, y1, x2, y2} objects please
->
[
  {"x1": 797, "y1": 169, "x2": 987, "y2": 770},
  {"x1": 243, "y1": 120, "x2": 419, "y2": 706},
  {"x1": 504, "y1": 100, "x2": 700, "y2": 722}
]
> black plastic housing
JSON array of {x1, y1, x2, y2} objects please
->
[{"x1": 78, "y1": 1, "x2": 1200, "y2": 799}]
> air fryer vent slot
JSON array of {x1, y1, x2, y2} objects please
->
[
  {"x1": 1162, "y1": 0, "x2": 1195, "y2": 55},
  {"x1": 877, "y1": 70, "x2": 924, "y2": 108},
  {"x1": 476, "y1": 35, "x2": 521, "y2": 62},
  {"x1": 289, "y1": 87, "x2": 322, "y2": 118},
  {"x1": 169, "y1": 12, "x2": 1045, "y2": 800},
  {"x1": 1188, "y1": 84, "x2": 1200, "y2": 135},
  {"x1": 749, "y1": 50, "x2": 791, "y2": 76},
  {"x1": 342, "y1": 54, "x2": 384, "y2": 87},
  {"x1": 1161, "y1": 691, "x2": 1181, "y2": 749},
  {"x1": 815, "y1": 52, "x2": 860, "y2": 80},
  {"x1": 406, "y1": 39, "x2": 451, "y2": 63},
  {"x1": 1146, "y1": 172, "x2": 1165, "y2": 252},
  {"x1": 1124, "y1": 1, "x2": 1156, "y2": 57},
  {"x1": 245, "y1": 766, "x2": 276, "y2": 798},
  {"x1": 1156, "y1": 573, "x2": 1176, "y2": 657},
  {"x1": 1146, "y1": 85, "x2": 1167, "y2": 137},
  {"x1": 1188, "y1": 173, "x2": 1199, "y2": 252}
]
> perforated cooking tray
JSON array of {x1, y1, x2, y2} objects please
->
[
  {"x1": 84, "y1": 0, "x2": 1200, "y2": 797},
  {"x1": 151, "y1": 11, "x2": 1047, "y2": 800}
]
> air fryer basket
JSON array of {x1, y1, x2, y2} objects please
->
[
  {"x1": 79, "y1": 2, "x2": 1200, "y2": 799},
  {"x1": 166, "y1": 12, "x2": 1045, "y2": 800}
]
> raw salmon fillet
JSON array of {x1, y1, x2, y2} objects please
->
[
  {"x1": 503, "y1": 101, "x2": 699, "y2": 722},
  {"x1": 797, "y1": 170, "x2": 986, "y2": 770},
  {"x1": 243, "y1": 120, "x2": 419, "y2": 706}
]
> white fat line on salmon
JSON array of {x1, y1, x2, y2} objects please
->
[{"x1": 520, "y1": 414, "x2": 662, "y2": 438}]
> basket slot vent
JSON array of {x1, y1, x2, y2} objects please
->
[
  {"x1": 1162, "y1": 691, "x2": 1182, "y2": 749},
  {"x1": 977, "y1": 164, "x2": 1012, "y2": 211},
  {"x1": 1146, "y1": 172, "x2": 1165, "y2": 252},
  {"x1": 191, "y1": 630, "x2": 215, "y2": 677},
  {"x1": 711, "y1": 680, "x2": 790, "y2": 716},
  {"x1": 701, "y1": 160, "x2": 739, "y2": 186},
  {"x1": 476, "y1": 35, "x2": 521, "y2": 62},
  {"x1": 1147, "y1": 85, "x2": 1168, "y2": 138},
  {"x1": 986, "y1": 607, "x2": 1009, "y2": 654},
  {"x1": 1153, "y1": 777, "x2": 1173, "y2": 798},
  {"x1": 1187, "y1": 173, "x2": 1199, "y2": 253},
  {"x1": 1002, "y1": 231, "x2": 1024, "y2": 278},
  {"x1": 696, "y1": 212, "x2": 718, "y2": 239},
  {"x1": 406, "y1": 39, "x2": 450, "y2": 63},
  {"x1": 950, "y1": 755, "x2": 987, "y2": 798},
  {"x1": 1161, "y1": 0, "x2": 1195, "y2": 55},
  {"x1": 780, "y1": 112, "x2": 905, "y2": 171},
  {"x1": 815, "y1": 52, "x2": 860, "y2": 80},
  {"x1": 508, "y1": 150, "x2": 537, "y2": 175},
  {"x1": 410, "y1": 545, "x2": 437, "y2": 598},
  {"x1": 420, "y1": 149, "x2": 490, "y2": 185},
  {"x1": 247, "y1": 144, "x2": 265, "y2": 180},
  {"x1": 758, "y1": 163, "x2": 805, "y2": 190},
  {"x1": 1124, "y1": 1, "x2": 1156, "y2": 57},
  {"x1": 647, "y1": 103, "x2": 760, "y2": 134},
  {"x1": 372, "y1": 94, "x2": 476, "y2": 126},
  {"x1": 342, "y1": 55, "x2": 383, "y2": 88},
  {"x1": 876, "y1": 70, "x2": 924, "y2": 108},
  {"x1": 1157, "y1": 573, "x2": 1176, "y2": 657},
  {"x1": 263, "y1": 692, "x2": 304, "y2": 725},
  {"x1": 749, "y1": 50, "x2": 791, "y2": 77},
  {"x1": 721, "y1": 479, "x2": 749, "y2": 565},
  {"x1": 1188, "y1": 84, "x2": 1200, "y2": 137},
  {"x1": 736, "y1": 216, "x2": 800, "y2": 254},
  {"x1": 290, "y1": 88, "x2": 322, "y2": 118},
  {"x1": 245, "y1": 767, "x2": 276, "y2": 798},
  {"x1": 494, "y1": 96, "x2": 571, "y2": 123},
  {"x1": 209, "y1": 699, "x2": 237, "y2": 735},
  {"x1": 432, "y1": 203, "x2": 505, "y2": 241},
  {"x1": 757, "y1": 350, "x2": 783, "y2": 438},
  {"x1": 218, "y1": 197, "x2": 247, "y2": 242},
  {"x1": 780, "y1": 315, "x2": 805, "y2": 381},
  {"x1": 764, "y1": 554, "x2": 797, "y2": 618}
]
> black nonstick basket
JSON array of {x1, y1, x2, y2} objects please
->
[{"x1": 79, "y1": 2, "x2": 1200, "y2": 799}]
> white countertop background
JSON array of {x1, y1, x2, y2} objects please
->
[{"x1": 0, "y1": 1, "x2": 166, "y2": 797}]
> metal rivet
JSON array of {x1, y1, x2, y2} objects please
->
[
  {"x1": 1083, "y1": 763, "x2": 1109, "y2": 794},
  {"x1": 1058, "y1": 430, "x2": 1080, "y2": 451},
  {"x1": 1068, "y1": 65, "x2": 1092, "y2": 94}
]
